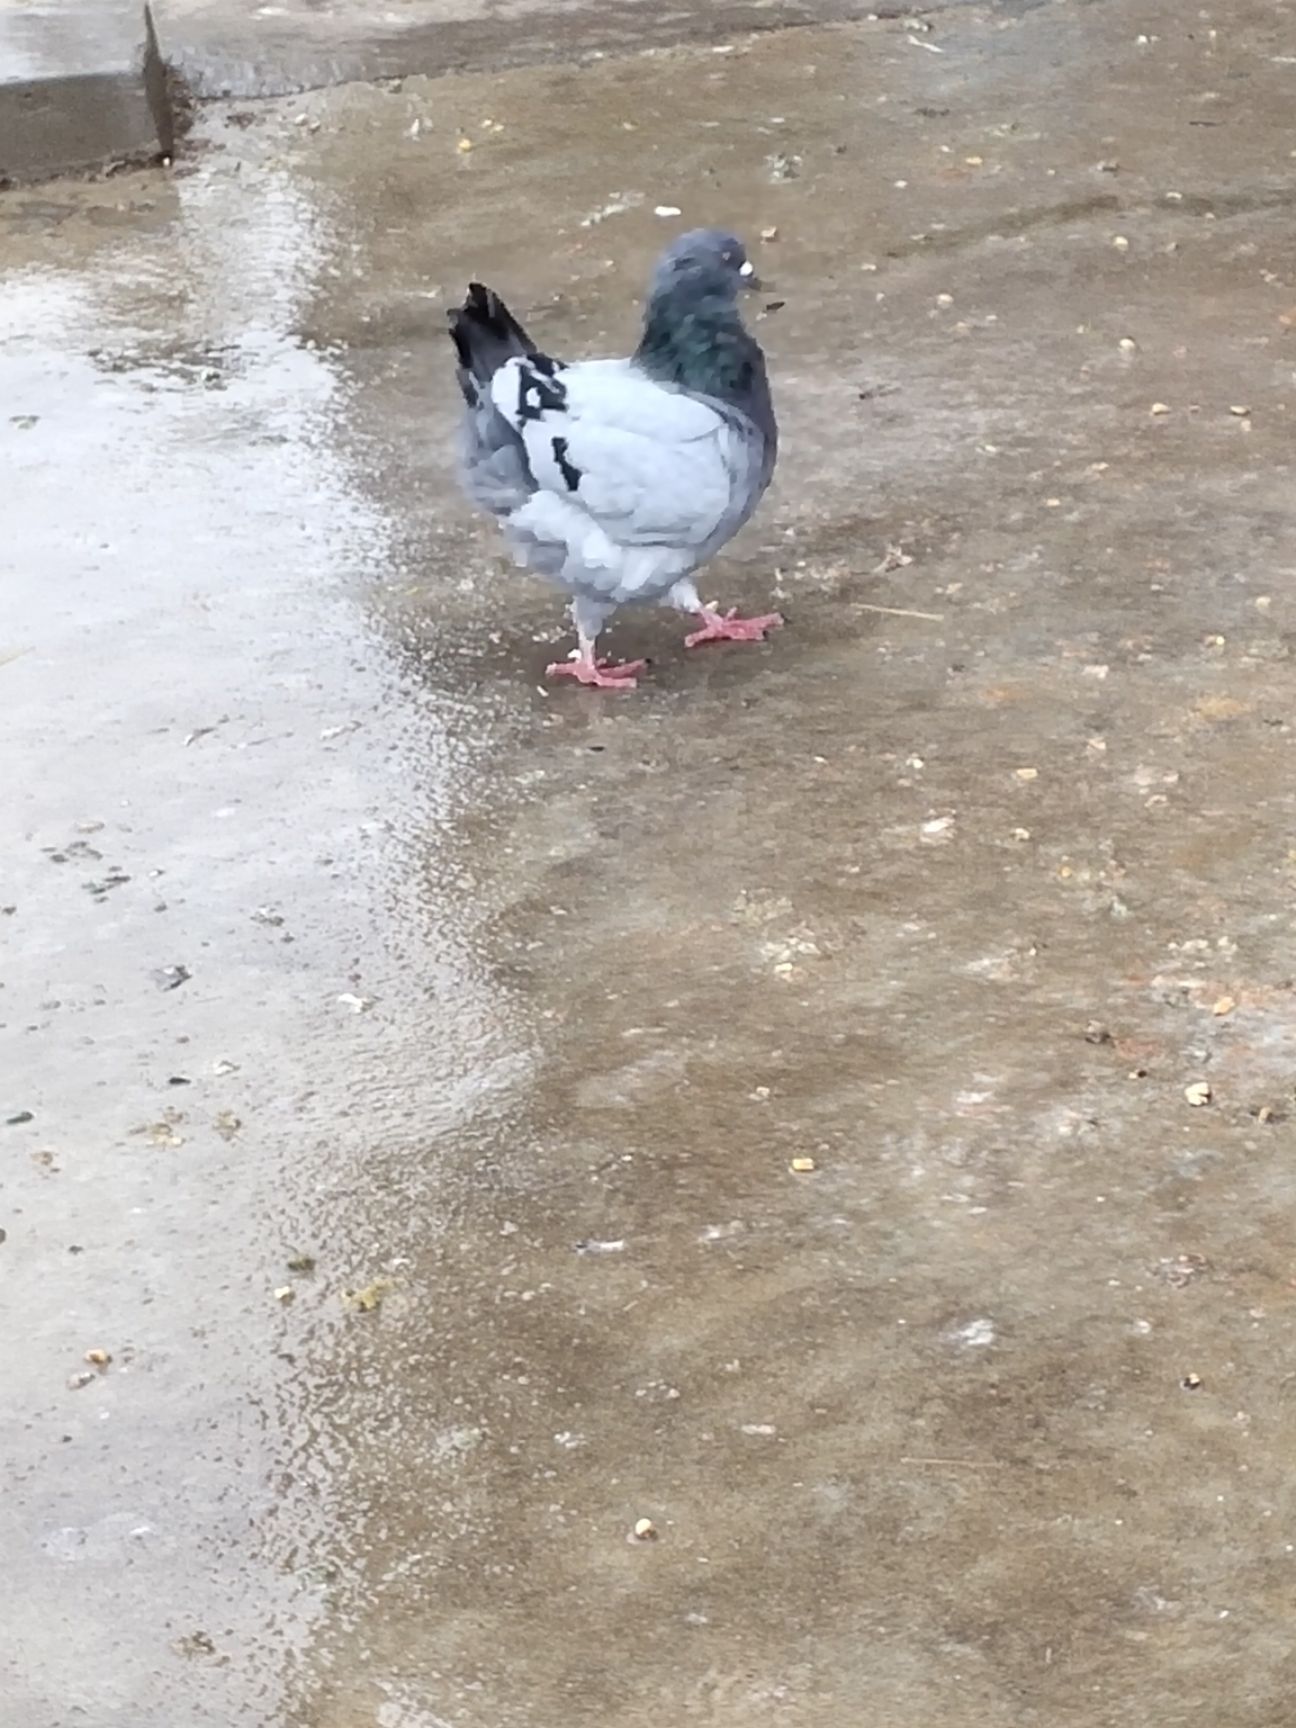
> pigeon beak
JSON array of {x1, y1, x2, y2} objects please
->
[{"x1": 738, "y1": 259, "x2": 763, "y2": 292}]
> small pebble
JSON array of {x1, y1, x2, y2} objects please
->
[{"x1": 633, "y1": 1517, "x2": 658, "y2": 1541}]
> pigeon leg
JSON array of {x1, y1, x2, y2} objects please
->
[
  {"x1": 547, "y1": 599, "x2": 644, "y2": 689},
  {"x1": 546, "y1": 632, "x2": 646, "y2": 690},
  {"x1": 684, "y1": 603, "x2": 784, "y2": 649}
]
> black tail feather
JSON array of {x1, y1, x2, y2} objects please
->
[{"x1": 448, "y1": 283, "x2": 539, "y2": 401}]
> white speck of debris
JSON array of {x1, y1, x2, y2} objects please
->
[
  {"x1": 579, "y1": 193, "x2": 643, "y2": 227},
  {"x1": 336, "y1": 992, "x2": 375, "y2": 1013},
  {"x1": 921, "y1": 815, "x2": 956, "y2": 840},
  {"x1": 654, "y1": 205, "x2": 683, "y2": 217},
  {"x1": 575, "y1": 1238, "x2": 626, "y2": 1255},
  {"x1": 907, "y1": 34, "x2": 944, "y2": 52},
  {"x1": 632, "y1": 1518, "x2": 658, "y2": 1540},
  {"x1": 699, "y1": 1221, "x2": 744, "y2": 1243},
  {"x1": 740, "y1": 1423, "x2": 778, "y2": 1436},
  {"x1": 1185, "y1": 1081, "x2": 1213, "y2": 1107},
  {"x1": 949, "y1": 1317, "x2": 996, "y2": 1349}
]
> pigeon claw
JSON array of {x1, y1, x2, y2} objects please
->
[
  {"x1": 684, "y1": 607, "x2": 785, "y2": 649},
  {"x1": 546, "y1": 655, "x2": 647, "y2": 690}
]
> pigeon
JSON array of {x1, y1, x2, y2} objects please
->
[{"x1": 448, "y1": 228, "x2": 781, "y2": 689}]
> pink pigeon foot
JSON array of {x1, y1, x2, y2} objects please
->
[
  {"x1": 546, "y1": 653, "x2": 647, "y2": 690},
  {"x1": 684, "y1": 606, "x2": 785, "y2": 649}
]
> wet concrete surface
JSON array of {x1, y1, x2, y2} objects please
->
[{"x1": 4, "y1": 1, "x2": 1296, "y2": 1723}]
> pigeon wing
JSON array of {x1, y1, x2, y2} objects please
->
[{"x1": 490, "y1": 357, "x2": 748, "y2": 548}]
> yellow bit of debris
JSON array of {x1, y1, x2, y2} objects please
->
[
  {"x1": 789, "y1": 1156, "x2": 817, "y2": 1173},
  {"x1": 343, "y1": 1278, "x2": 395, "y2": 1313},
  {"x1": 1184, "y1": 1081, "x2": 1212, "y2": 1107}
]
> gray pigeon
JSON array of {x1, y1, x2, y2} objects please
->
[{"x1": 448, "y1": 228, "x2": 781, "y2": 689}]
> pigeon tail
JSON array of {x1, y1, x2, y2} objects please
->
[{"x1": 448, "y1": 283, "x2": 539, "y2": 405}]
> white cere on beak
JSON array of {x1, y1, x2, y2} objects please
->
[{"x1": 738, "y1": 260, "x2": 755, "y2": 278}]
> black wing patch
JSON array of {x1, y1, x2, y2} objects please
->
[
  {"x1": 516, "y1": 357, "x2": 568, "y2": 423},
  {"x1": 550, "y1": 436, "x2": 581, "y2": 492}
]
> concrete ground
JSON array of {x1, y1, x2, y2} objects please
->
[{"x1": 4, "y1": 0, "x2": 1296, "y2": 1724}]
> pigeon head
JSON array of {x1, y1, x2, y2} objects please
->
[
  {"x1": 636, "y1": 226, "x2": 771, "y2": 420},
  {"x1": 649, "y1": 229, "x2": 755, "y2": 302}
]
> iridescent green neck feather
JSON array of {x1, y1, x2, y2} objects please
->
[{"x1": 635, "y1": 284, "x2": 766, "y2": 412}]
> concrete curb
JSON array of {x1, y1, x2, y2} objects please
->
[
  {"x1": 0, "y1": 2, "x2": 174, "y2": 185},
  {"x1": 154, "y1": 0, "x2": 955, "y2": 102}
]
